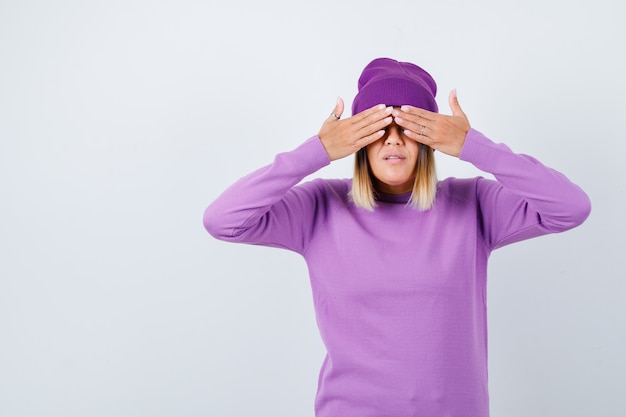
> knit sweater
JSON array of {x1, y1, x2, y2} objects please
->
[{"x1": 203, "y1": 128, "x2": 591, "y2": 417}]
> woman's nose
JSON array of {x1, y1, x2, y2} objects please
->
[{"x1": 385, "y1": 125, "x2": 404, "y2": 145}]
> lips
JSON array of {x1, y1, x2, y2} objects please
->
[{"x1": 383, "y1": 153, "x2": 406, "y2": 161}]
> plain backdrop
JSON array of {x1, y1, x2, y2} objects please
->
[{"x1": 1, "y1": 1, "x2": 624, "y2": 416}]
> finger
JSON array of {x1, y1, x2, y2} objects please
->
[
  {"x1": 399, "y1": 105, "x2": 437, "y2": 121},
  {"x1": 352, "y1": 105, "x2": 394, "y2": 132},
  {"x1": 402, "y1": 126, "x2": 433, "y2": 146},
  {"x1": 329, "y1": 97, "x2": 344, "y2": 120},
  {"x1": 355, "y1": 114, "x2": 393, "y2": 139},
  {"x1": 355, "y1": 128, "x2": 387, "y2": 149},
  {"x1": 352, "y1": 103, "x2": 390, "y2": 123},
  {"x1": 448, "y1": 89, "x2": 466, "y2": 118},
  {"x1": 393, "y1": 112, "x2": 432, "y2": 137}
]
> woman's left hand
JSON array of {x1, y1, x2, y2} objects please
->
[{"x1": 392, "y1": 89, "x2": 471, "y2": 157}]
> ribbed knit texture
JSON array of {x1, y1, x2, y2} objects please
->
[{"x1": 352, "y1": 57, "x2": 439, "y2": 115}]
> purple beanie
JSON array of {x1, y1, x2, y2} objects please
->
[{"x1": 351, "y1": 58, "x2": 438, "y2": 115}]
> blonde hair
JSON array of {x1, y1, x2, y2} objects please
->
[{"x1": 350, "y1": 144, "x2": 438, "y2": 211}]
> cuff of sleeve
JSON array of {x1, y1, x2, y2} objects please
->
[
  {"x1": 283, "y1": 135, "x2": 331, "y2": 175},
  {"x1": 458, "y1": 128, "x2": 506, "y2": 171}
]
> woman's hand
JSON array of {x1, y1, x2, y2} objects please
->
[
  {"x1": 393, "y1": 89, "x2": 471, "y2": 157},
  {"x1": 318, "y1": 98, "x2": 393, "y2": 161}
]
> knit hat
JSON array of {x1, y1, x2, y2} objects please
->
[{"x1": 351, "y1": 58, "x2": 438, "y2": 115}]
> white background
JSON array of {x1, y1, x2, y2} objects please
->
[{"x1": 1, "y1": 1, "x2": 624, "y2": 416}]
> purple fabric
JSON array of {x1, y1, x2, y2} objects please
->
[
  {"x1": 203, "y1": 129, "x2": 590, "y2": 417},
  {"x1": 352, "y1": 57, "x2": 438, "y2": 115}
]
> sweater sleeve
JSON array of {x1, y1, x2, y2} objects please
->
[
  {"x1": 459, "y1": 128, "x2": 591, "y2": 250},
  {"x1": 203, "y1": 136, "x2": 331, "y2": 254}
]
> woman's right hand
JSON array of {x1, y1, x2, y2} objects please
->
[{"x1": 317, "y1": 98, "x2": 393, "y2": 161}]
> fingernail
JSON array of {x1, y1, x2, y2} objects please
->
[
  {"x1": 401, "y1": 105, "x2": 409, "y2": 112},
  {"x1": 392, "y1": 109, "x2": 399, "y2": 116},
  {"x1": 385, "y1": 116, "x2": 392, "y2": 123},
  {"x1": 385, "y1": 106, "x2": 393, "y2": 113},
  {"x1": 395, "y1": 117, "x2": 404, "y2": 124},
  {"x1": 377, "y1": 104, "x2": 386, "y2": 110}
]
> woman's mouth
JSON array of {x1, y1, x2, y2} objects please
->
[{"x1": 383, "y1": 154, "x2": 406, "y2": 163}]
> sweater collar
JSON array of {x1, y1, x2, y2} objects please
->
[{"x1": 375, "y1": 190, "x2": 412, "y2": 204}]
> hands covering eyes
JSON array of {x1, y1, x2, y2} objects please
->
[{"x1": 318, "y1": 90, "x2": 470, "y2": 161}]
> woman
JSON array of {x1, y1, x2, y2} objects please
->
[{"x1": 203, "y1": 58, "x2": 591, "y2": 417}]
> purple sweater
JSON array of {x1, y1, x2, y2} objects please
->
[{"x1": 203, "y1": 129, "x2": 590, "y2": 417}]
